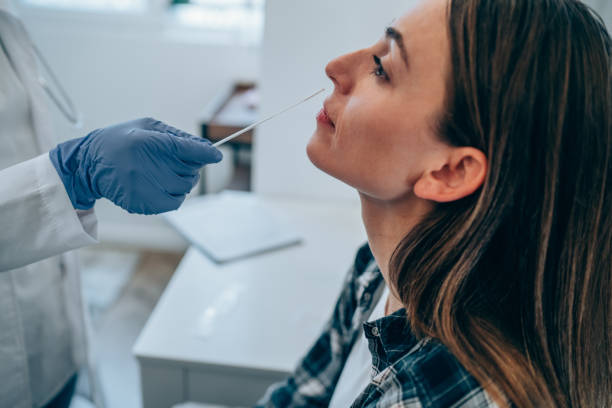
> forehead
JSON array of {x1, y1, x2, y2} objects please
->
[
  {"x1": 393, "y1": 0, "x2": 449, "y2": 57},
  {"x1": 389, "y1": 0, "x2": 451, "y2": 121}
]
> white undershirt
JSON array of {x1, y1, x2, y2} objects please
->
[{"x1": 329, "y1": 285, "x2": 390, "y2": 408}]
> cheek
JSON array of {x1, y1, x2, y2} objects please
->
[
  {"x1": 336, "y1": 98, "x2": 378, "y2": 147},
  {"x1": 306, "y1": 95, "x2": 429, "y2": 200},
  {"x1": 307, "y1": 127, "x2": 413, "y2": 200},
  {"x1": 306, "y1": 99, "x2": 371, "y2": 178}
]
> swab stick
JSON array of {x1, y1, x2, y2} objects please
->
[{"x1": 212, "y1": 88, "x2": 326, "y2": 148}]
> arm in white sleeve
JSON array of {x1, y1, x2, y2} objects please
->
[{"x1": 0, "y1": 154, "x2": 98, "y2": 271}]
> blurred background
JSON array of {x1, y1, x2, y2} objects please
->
[{"x1": 8, "y1": 0, "x2": 612, "y2": 407}]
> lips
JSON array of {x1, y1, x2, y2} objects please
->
[{"x1": 317, "y1": 105, "x2": 335, "y2": 128}]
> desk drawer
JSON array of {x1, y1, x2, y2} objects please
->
[
  {"x1": 187, "y1": 366, "x2": 288, "y2": 406},
  {"x1": 139, "y1": 362, "x2": 184, "y2": 408}
]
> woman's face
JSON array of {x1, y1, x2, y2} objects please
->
[{"x1": 307, "y1": 0, "x2": 451, "y2": 201}]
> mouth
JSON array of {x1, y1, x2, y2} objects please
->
[{"x1": 316, "y1": 106, "x2": 335, "y2": 128}]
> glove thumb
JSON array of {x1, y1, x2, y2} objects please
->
[{"x1": 172, "y1": 136, "x2": 223, "y2": 165}]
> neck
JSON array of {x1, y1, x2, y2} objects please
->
[{"x1": 359, "y1": 192, "x2": 432, "y2": 315}]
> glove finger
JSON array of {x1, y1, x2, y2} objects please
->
[
  {"x1": 105, "y1": 169, "x2": 186, "y2": 215},
  {"x1": 142, "y1": 118, "x2": 195, "y2": 139},
  {"x1": 145, "y1": 193, "x2": 186, "y2": 214},
  {"x1": 162, "y1": 173, "x2": 200, "y2": 196},
  {"x1": 135, "y1": 166, "x2": 191, "y2": 211},
  {"x1": 167, "y1": 154, "x2": 203, "y2": 177},
  {"x1": 172, "y1": 135, "x2": 223, "y2": 166}
]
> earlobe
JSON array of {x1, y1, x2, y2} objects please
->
[
  {"x1": 413, "y1": 148, "x2": 487, "y2": 203},
  {"x1": 413, "y1": 177, "x2": 438, "y2": 200}
]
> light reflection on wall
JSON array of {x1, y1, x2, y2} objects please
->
[{"x1": 171, "y1": 0, "x2": 264, "y2": 32}]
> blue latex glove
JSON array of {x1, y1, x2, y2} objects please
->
[{"x1": 49, "y1": 117, "x2": 223, "y2": 214}]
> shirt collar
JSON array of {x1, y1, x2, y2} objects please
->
[
  {"x1": 363, "y1": 308, "x2": 420, "y2": 372},
  {"x1": 356, "y1": 246, "x2": 421, "y2": 372}
]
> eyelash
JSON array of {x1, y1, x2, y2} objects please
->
[{"x1": 371, "y1": 55, "x2": 390, "y2": 82}]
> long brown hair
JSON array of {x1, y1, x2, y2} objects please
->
[{"x1": 389, "y1": 0, "x2": 612, "y2": 406}]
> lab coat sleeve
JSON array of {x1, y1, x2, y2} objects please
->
[{"x1": 0, "y1": 154, "x2": 98, "y2": 272}]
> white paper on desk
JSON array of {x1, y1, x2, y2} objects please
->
[{"x1": 163, "y1": 191, "x2": 302, "y2": 263}]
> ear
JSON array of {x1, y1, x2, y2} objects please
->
[{"x1": 413, "y1": 147, "x2": 487, "y2": 203}]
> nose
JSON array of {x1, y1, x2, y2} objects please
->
[{"x1": 325, "y1": 50, "x2": 361, "y2": 95}]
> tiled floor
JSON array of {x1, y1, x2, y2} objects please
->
[{"x1": 82, "y1": 249, "x2": 184, "y2": 408}]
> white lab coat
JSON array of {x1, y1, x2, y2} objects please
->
[{"x1": 0, "y1": 3, "x2": 102, "y2": 407}]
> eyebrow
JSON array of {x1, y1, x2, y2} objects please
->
[{"x1": 385, "y1": 26, "x2": 409, "y2": 69}]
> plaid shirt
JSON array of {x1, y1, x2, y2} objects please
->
[{"x1": 256, "y1": 243, "x2": 499, "y2": 408}]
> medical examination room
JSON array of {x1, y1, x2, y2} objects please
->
[{"x1": 2, "y1": 0, "x2": 612, "y2": 407}]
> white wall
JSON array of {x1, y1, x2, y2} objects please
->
[
  {"x1": 17, "y1": 6, "x2": 261, "y2": 138},
  {"x1": 585, "y1": 0, "x2": 612, "y2": 27},
  {"x1": 252, "y1": 0, "x2": 417, "y2": 202},
  {"x1": 14, "y1": 4, "x2": 261, "y2": 250}
]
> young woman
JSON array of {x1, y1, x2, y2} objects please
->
[{"x1": 257, "y1": 0, "x2": 611, "y2": 406}]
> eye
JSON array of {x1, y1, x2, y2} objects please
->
[{"x1": 371, "y1": 55, "x2": 390, "y2": 82}]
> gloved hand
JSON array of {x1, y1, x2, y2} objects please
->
[{"x1": 49, "y1": 117, "x2": 223, "y2": 214}]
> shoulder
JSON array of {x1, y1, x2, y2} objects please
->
[{"x1": 370, "y1": 340, "x2": 498, "y2": 408}]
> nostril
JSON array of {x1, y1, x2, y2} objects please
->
[
  {"x1": 329, "y1": 78, "x2": 339, "y2": 92},
  {"x1": 327, "y1": 75, "x2": 347, "y2": 95},
  {"x1": 325, "y1": 60, "x2": 339, "y2": 82},
  {"x1": 325, "y1": 59, "x2": 349, "y2": 94},
  {"x1": 326, "y1": 70, "x2": 338, "y2": 84}
]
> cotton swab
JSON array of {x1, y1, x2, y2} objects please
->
[{"x1": 212, "y1": 88, "x2": 326, "y2": 148}]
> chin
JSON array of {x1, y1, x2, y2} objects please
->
[
  {"x1": 306, "y1": 137, "x2": 353, "y2": 190},
  {"x1": 307, "y1": 134, "x2": 343, "y2": 180},
  {"x1": 307, "y1": 143, "x2": 397, "y2": 200},
  {"x1": 307, "y1": 132, "x2": 378, "y2": 196},
  {"x1": 306, "y1": 134, "x2": 326, "y2": 172}
]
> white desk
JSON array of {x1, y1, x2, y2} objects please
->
[{"x1": 133, "y1": 195, "x2": 366, "y2": 407}]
